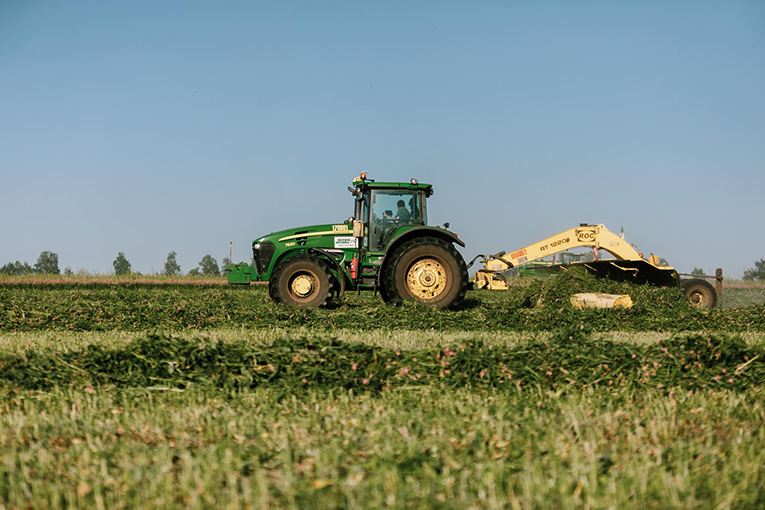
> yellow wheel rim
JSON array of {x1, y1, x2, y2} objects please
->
[
  {"x1": 688, "y1": 290, "x2": 705, "y2": 307},
  {"x1": 406, "y1": 258, "x2": 446, "y2": 300},
  {"x1": 291, "y1": 273, "x2": 316, "y2": 298}
]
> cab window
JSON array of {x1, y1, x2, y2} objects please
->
[{"x1": 368, "y1": 190, "x2": 423, "y2": 251}]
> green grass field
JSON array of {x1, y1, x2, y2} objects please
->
[{"x1": 1, "y1": 272, "x2": 764, "y2": 508}]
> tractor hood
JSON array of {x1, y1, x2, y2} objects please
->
[
  {"x1": 254, "y1": 223, "x2": 354, "y2": 245},
  {"x1": 230, "y1": 222, "x2": 358, "y2": 284}
]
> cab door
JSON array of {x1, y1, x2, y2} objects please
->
[{"x1": 367, "y1": 189, "x2": 423, "y2": 253}]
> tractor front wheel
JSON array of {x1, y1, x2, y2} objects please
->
[
  {"x1": 384, "y1": 238, "x2": 468, "y2": 309},
  {"x1": 269, "y1": 255, "x2": 335, "y2": 307},
  {"x1": 680, "y1": 278, "x2": 717, "y2": 308}
]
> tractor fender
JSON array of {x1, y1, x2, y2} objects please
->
[
  {"x1": 308, "y1": 247, "x2": 346, "y2": 297},
  {"x1": 377, "y1": 227, "x2": 465, "y2": 288}
]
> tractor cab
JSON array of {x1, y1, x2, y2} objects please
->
[{"x1": 350, "y1": 173, "x2": 433, "y2": 253}]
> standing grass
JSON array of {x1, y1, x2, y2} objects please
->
[
  {"x1": 719, "y1": 282, "x2": 765, "y2": 308},
  {"x1": 0, "y1": 273, "x2": 228, "y2": 285},
  {"x1": 2, "y1": 386, "x2": 763, "y2": 509}
]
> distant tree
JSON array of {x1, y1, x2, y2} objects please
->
[
  {"x1": 34, "y1": 251, "x2": 60, "y2": 274},
  {"x1": 691, "y1": 267, "x2": 705, "y2": 275},
  {"x1": 187, "y1": 267, "x2": 201, "y2": 276},
  {"x1": 64, "y1": 266, "x2": 74, "y2": 276},
  {"x1": 199, "y1": 254, "x2": 220, "y2": 276},
  {"x1": 163, "y1": 251, "x2": 181, "y2": 276},
  {"x1": 743, "y1": 258, "x2": 765, "y2": 281},
  {"x1": 0, "y1": 261, "x2": 33, "y2": 275},
  {"x1": 221, "y1": 256, "x2": 232, "y2": 268},
  {"x1": 113, "y1": 252, "x2": 132, "y2": 276}
]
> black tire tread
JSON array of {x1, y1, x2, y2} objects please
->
[
  {"x1": 680, "y1": 278, "x2": 717, "y2": 308},
  {"x1": 382, "y1": 237, "x2": 468, "y2": 309},
  {"x1": 269, "y1": 254, "x2": 336, "y2": 308}
]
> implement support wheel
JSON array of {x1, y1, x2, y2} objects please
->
[
  {"x1": 680, "y1": 278, "x2": 717, "y2": 309},
  {"x1": 269, "y1": 254, "x2": 335, "y2": 307}
]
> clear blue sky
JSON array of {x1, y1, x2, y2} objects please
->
[{"x1": 2, "y1": 1, "x2": 763, "y2": 277}]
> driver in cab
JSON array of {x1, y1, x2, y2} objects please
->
[{"x1": 384, "y1": 200, "x2": 411, "y2": 224}]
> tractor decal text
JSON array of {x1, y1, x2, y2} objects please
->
[
  {"x1": 510, "y1": 249, "x2": 527, "y2": 259},
  {"x1": 332, "y1": 225, "x2": 353, "y2": 234},
  {"x1": 577, "y1": 231, "x2": 596, "y2": 242},
  {"x1": 334, "y1": 237, "x2": 358, "y2": 249}
]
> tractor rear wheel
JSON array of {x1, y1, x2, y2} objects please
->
[
  {"x1": 269, "y1": 255, "x2": 335, "y2": 307},
  {"x1": 378, "y1": 279, "x2": 391, "y2": 303},
  {"x1": 680, "y1": 278, "x2": 717, "y2": 308},
  {"x1": 384, "y1": 238, "x2": 468, "y2": 309}
]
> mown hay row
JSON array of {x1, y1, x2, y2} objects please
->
[{"x1": 2, "y1": 328, "x2": 762, "y2": 395}]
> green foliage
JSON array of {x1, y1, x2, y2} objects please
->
[
  {"x1": 1, "y1": 269, "x2": 764, "y2": 508},
  {"x1": 199, "y1": 254, "x2": 220, "y2": 276},
  {"x1": 163, "y1": 251, "x2": 181, "y2": 276},
  {"x1": 743, "y1": 258, "x2": 765, "y2": 281},
  {"x1": 1, "y1": 274, "x2": 763, "y2": 333},
  {"x1": 1, "y1": 385, "x2": 762, "y2": 508},
  {"x1": 1, "y1": 330, "x2": 762, "y2": 394},
  {"x1": 33, "y1": 251, "x2": 60, "y2": 275},
  {"x1": 0, "y1": 261, "x2": 33, "y2": 275},
  {"x1": 112, "y1": 252, "x2": 132, "y2": 276},
  {"x1": 1, "y1": 328, "x2": 764, "y2": 507},
  {"x1": 508, "y1": 266, "x2": 693, "y2": 313},
  {"x1": 691, "y1": 267, "x2": 705, "y2": 275}
]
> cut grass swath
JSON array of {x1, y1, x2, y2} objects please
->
[{"x1": 2, "y1": 327, "x2": 762, "y2": 395}]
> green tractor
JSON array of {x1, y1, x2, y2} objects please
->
[{"x1": 226, "y1": 172, "x2": 469, "y2": 309}]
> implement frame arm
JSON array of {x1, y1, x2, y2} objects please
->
[
  {"x1": 483, "y1": 224, "x2": 645, "y2": 272},
  {"x1": 474, "y1": 224, "x2": 673, "y2": 291}
]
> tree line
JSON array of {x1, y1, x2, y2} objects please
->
[{"x1": 1, "y1": 251, "x2": 232, "y2": 277}]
